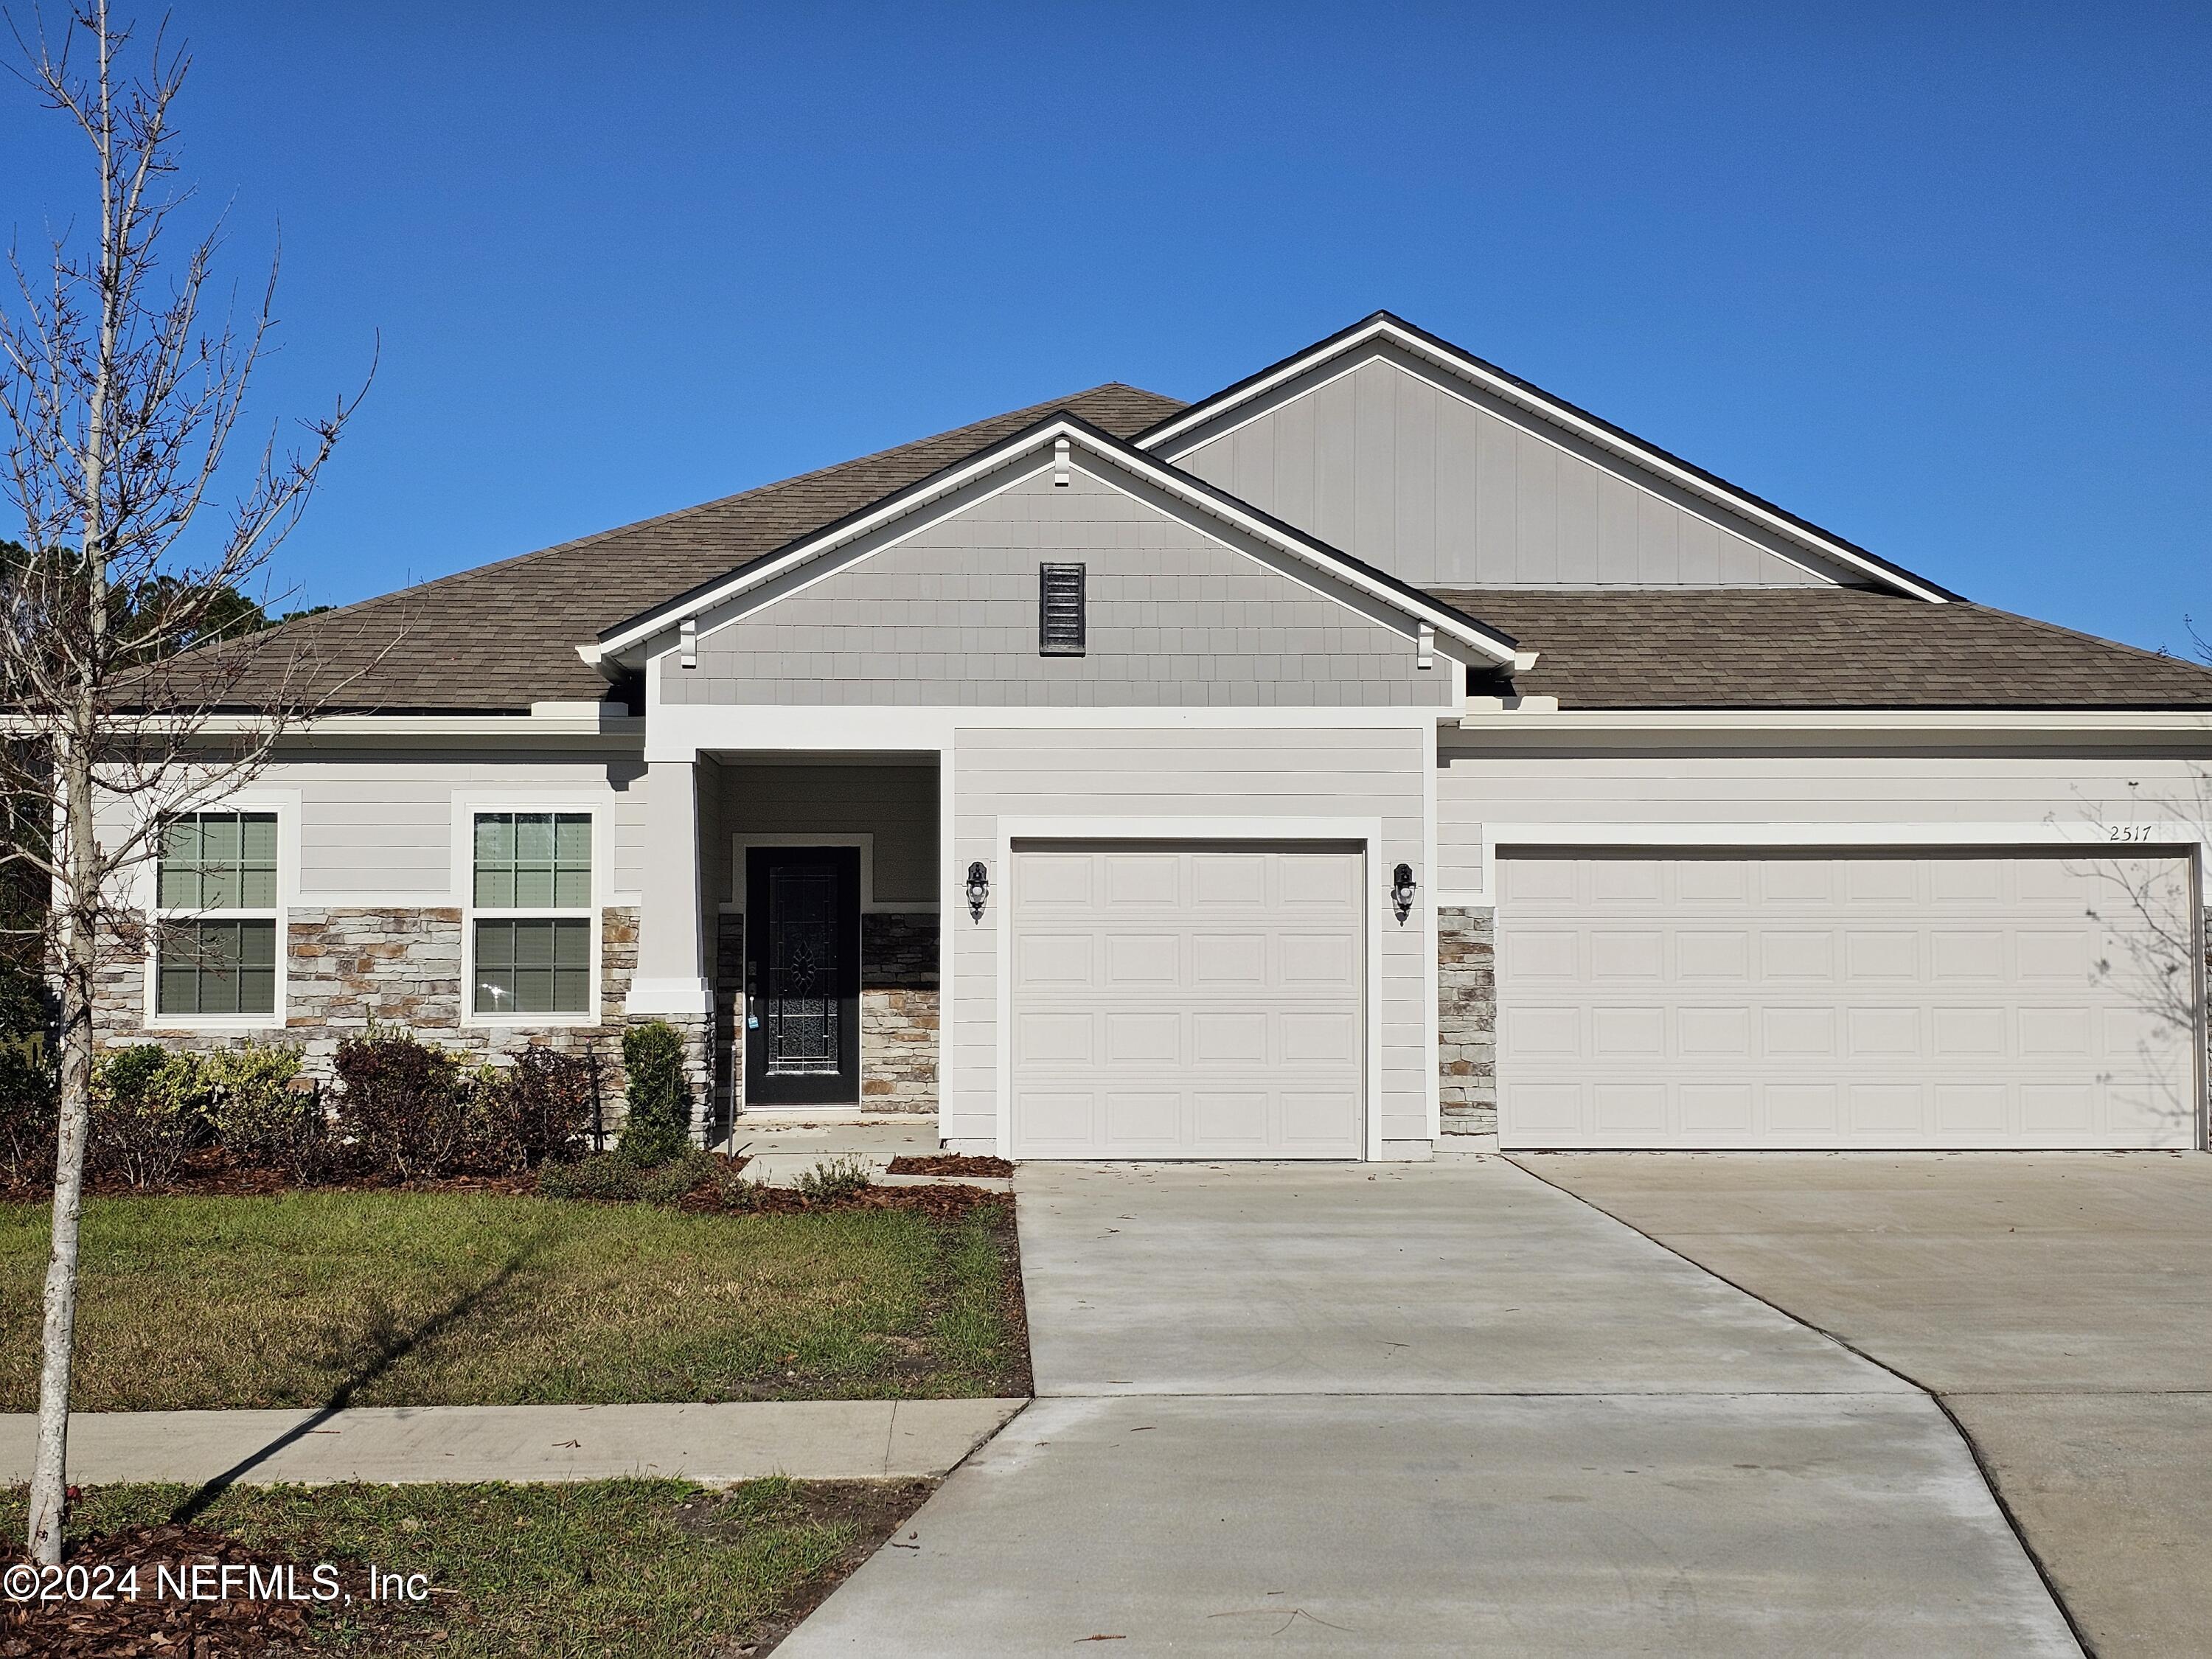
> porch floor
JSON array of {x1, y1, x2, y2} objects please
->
[{"x1": 716, "y1": 1116, "x2": 970, "y2": 1187}]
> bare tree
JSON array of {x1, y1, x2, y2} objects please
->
[{"x1": 1, "y1": 1, "x2": 368, "y2": 1562}]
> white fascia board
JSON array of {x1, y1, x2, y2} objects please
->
[
  {"x1": 1451, "y1": 708, "x2": 2212, "y2": 737},
  {"x1": 591, "y1": 419, "x2": 1520, "y2": 667},
  {"x1": 11, "y1": 712, "x2": 647, "y2": 742},
  {"x1": 1141, "y1": 318, "x2": 1952, "y2": 606}
]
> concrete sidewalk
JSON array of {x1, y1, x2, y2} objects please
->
[{"x1": 0, "y1": 1397, "x2": 1023, "y2": 1487}]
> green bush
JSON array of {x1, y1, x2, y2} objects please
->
[
  {"x1": 332, "y1": 1029, "x2": 467, "y2": 1181},
  {"x1": 0, "y1": 965, "x2": 55, "y2": 1187},
  {"x1": 90, "y1": 1045, "x2": 206, "y2": 1189},
  {"x1": 203, "y1": 1043, "x2": 319, "y2": 1180},
  {"x1": 538, "y1": 1147, "x2": 708, "y2": 1206},
  {"x1": 616, "y1": 1021, "x2": 691, "y2": 1168},
  {"x1": 502, "y1": 1046, "x2": 597, "y2": 1167},
  {"x1": 793, "y1": 1154, "x2": 874, "y2": 1201}
]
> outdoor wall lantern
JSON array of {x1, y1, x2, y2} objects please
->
[
  {"x1": 1391, "y1": 862, "x2": 1417, "y2": 923},
  {"x1": 965, "y1": 860, "x2": 991, "y2": 921}
]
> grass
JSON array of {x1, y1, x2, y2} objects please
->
[
  {"x1": 0, "y1": 1192, "x2": 1026, "y2": 1411},
  {"x1": 0, "y1": 1477, "x2": 927, "y2": 1658}
]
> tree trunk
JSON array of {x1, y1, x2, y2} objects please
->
[{"x1": 27, "y1": 742, "x2": 97, "y2": 1565}]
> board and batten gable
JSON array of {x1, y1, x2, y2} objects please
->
[
  {"x1": 1161, "y1": 343, "x2": 1853, "y2": 592},
  {"x1": 945, "y1": 724, "x2": 1433, "y2": 1152},
  {"x1": 658, "y1": 465, "x2": 1461, "y2": 709}
]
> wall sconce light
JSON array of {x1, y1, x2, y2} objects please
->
[
  {"x1": 965, "y1": 860, "x2": 990, "y2": 921},
  {"x1": 1391, "y1": 862, "x2": 1417, "y2": 923}
]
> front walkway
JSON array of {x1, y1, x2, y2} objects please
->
[
  {"x1": 0, "y1": 1398, "x2": 1021, "y2": 1486},
  {"x1": 779, "y1": 1158, "x2": 2076, "y2": 1656}
]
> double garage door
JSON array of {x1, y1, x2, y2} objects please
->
[
  {"x1": 1498, "y1": 850, "x2": 2199, "y2": 1150},
  {"x1": 1009, "y1": 841, "x2": 1364, "y2": 1158}
]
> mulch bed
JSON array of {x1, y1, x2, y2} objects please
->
[
  {"x1": 885, "y1": 1154, "x2": 1014, "y2": 1178},
  {"x1": 678, "y1": 1181, "x2": 1011, "y2": 1220},
  {"x1": 0, "y1": 1523, "x2": 394, "y2": 1658}
]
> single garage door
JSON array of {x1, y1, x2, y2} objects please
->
[
  {"x1": 1497, "y1": 851, "x2": 2199, "y2": 1150},
  {"x1": 1009, "y1": 841, "x2": 1364, "y2": 1158}
]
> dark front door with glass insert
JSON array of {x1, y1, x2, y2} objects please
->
[{"x1": 744, "y1": 846, "x2": 861, "y2": 1106}]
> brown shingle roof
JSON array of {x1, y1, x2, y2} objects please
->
[
  {"x1": 1430, "y1": 588, "x2": 2212, "y2": 709},
  {"x1": 202, "y1": 383, "x2": 1184, "y2": 712}
]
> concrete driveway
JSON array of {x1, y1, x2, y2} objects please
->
[
  {"x1": 779, "y1": 1158, "x2": 2074, "y2": 1656},
  {"x1": 1518, "y1": 1152, "x2": 2212, "y2": 1659}
]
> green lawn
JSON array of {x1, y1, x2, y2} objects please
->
[
  {"x1": 0, "y1": 1192, "x2": 1026, "y2": 1410},
  {"x1": 1, "y1": 1478, "x2": 925, "y2": 1658}
]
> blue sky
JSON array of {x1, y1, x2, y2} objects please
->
[{"x1": 4, "y1": 3, "x2": 2205, "y2": 650}]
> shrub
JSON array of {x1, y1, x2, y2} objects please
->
[
  {"x1": 332, "y1": 1029, "x2": 466, "y2": 1181},
  {"x1": 203, "y1": 1043, "x2": 321, "y2": 1180},
  {"x1": 90, "y1": 1045, "x2": 206, "y2": 1189},
  {"x1": 0, "y1": 965, "x2": 55, "y2": 1187},
  {"x1": 504, "y1": 1046, "x2": 597, "y2": 1167},
  {"x1": 616, "y1": 1021, "x2": 691, "y2": 1168},
  {"x1": 538, "y1": 1147, "x2": 708, "y2": 1206},
  {"x1": 793, "y1": 1154, "x2": 874, "y2": 1201}
]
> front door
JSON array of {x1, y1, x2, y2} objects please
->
[{"x1": 744, "y1": 846, "x2": 861, "y2": 1106}]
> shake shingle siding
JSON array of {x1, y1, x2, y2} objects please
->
[
  {"x1": 667, "y1": 469, "x2": 1452, "y2": 709},
  {"x1": 189, "y1": 384, "x2": 1184, "y2": 713}
]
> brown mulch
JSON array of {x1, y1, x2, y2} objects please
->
[
  {"x1": 885, "y1": 1154, "x2": 1014, "y2": 1178},
  {"x1": 675, "y1": 1478, "x2": 939, "y2": 1655},
  {"x1": 678, "y1": 1180, "x2": 1011, "y2": 1220},
  {"x1": 0, "y1": 1523, "x2": 394, "y2": 1658}
]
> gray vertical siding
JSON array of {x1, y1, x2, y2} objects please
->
[
  {"x1": 946, "y1": 725, "x2": 1432, "y2": 1149},
  {"x1": 664, "y1": 468, "x2": 1456, "y2": 709},
  {"x1": 1168, "y1": 349, "x2": 1843, "y2": 591}
]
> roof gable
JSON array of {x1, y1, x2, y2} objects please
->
[
  {"x1": 595, "y1": 414, "x2": 1521, "y2": 668},
  {"x1": 178, "y1": 383, "x2": 1183, "y2": 712},
  {"x1": 1141, "y1": 313, "x2": 1955, "y2": 604}
]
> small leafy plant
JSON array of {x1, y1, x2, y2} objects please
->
[{"x1": 793, "y1": 1155, "x2": 874, "y2": 1201}]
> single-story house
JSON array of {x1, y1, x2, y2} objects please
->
[{"x1": 111, "y1": 313, "x2": 2212, "y2": 1157}]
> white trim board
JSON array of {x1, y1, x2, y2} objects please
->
[
  {"x1": 643, "y1": 698, "x2": 1447, "y2": 764},
  {"x1": 135, "y1": 788, "x2": 302, "y2": 1036},
  {"x1": 1473, "y1": 820, "x2": 2212, "y2": 905},
  {"x1": 452, "y1": 795, "x2": 611, "y2": 1032},
  {"x1": 1135, "y1": 314, "x2": 1951, "y2": 605},
  {"x1": 727, "y1": 832, "x2": 938, "y2": 915},
  {"x1": 591, "y1": 419, "x2": 1518, "y2": 667},
  {"x1": 989, "y1": 815, "x2": 1387, "y2": 1162}
]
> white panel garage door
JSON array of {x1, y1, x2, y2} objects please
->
[
  {"x1": 1498, "y1": 852, "x2": 2199, "y2": 1150},
  {"x1": 1009, "y1": 841, "x2": 1364, "y2": 1158}
]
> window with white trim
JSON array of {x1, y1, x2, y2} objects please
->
[
  {"x1": 156, "y1": 812, "x2": 279, "y2": 1017},
  {"x1": 470, "y1": 812, "x2": 593, "y2": 1016}
]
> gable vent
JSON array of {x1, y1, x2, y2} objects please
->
[{"x1": 1039, "y1": 562, "x2": 1086, "y2": 656}]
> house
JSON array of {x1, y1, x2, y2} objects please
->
[{"x1": 111, "y1": 313, "x2": 2212, "y2": 1157}]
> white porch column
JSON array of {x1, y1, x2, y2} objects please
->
[{"x1": 625, "y1": 757, "x2": 712, "y2": 1018}]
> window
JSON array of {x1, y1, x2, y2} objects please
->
[
  {"x1": 471, "y1": 812, "x2": 594, "y2": 1017},
  {"x1": 1039, "y1": 561, "x2": 1085, "y2": 655},
  {"x1": 156, "y1": 812, "x2": 279, "y2": 1017}
]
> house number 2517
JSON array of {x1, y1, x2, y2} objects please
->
[{"x1": 2107, "y1": 824, "x2": 2155, "y2": 841}]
